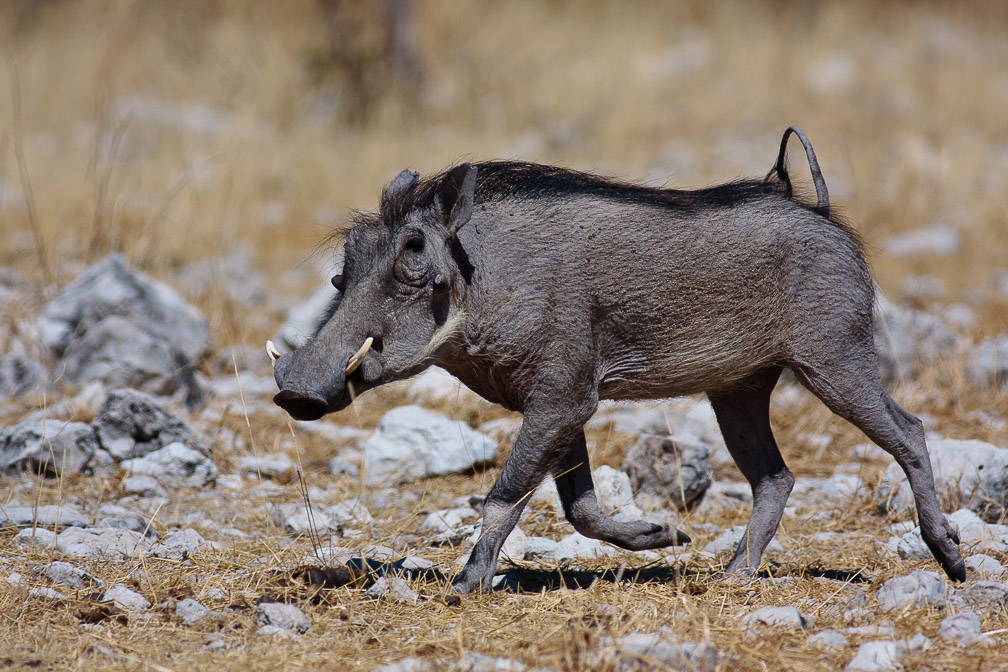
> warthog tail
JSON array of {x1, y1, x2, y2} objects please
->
[{"x1": 767, "y1": 125, "x2": 830, "y2": 216}]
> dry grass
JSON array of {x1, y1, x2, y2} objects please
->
[{"x1": 3, "y1": 1, "x2": 1008, "y2": 670}]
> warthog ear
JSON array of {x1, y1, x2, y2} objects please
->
[
  {"x1": 382, "y1": 169, "x2": 419, "y2": 207},
  {"x1": 438, "y1": 163, "x2": 477, "y2": 237}
]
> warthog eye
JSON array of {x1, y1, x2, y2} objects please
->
[
  {"x1": 330, "y1": 274, "x2": 344, "y2": 291},
  {"x1": 405, "y1": 235, "x2": 424, "y2": 253},
  {"x1": 394, "y1": 231, "x2": 430, "y2": 286}
]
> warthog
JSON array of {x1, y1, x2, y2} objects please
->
[{"x1": 271, "y1": 127, "x2": 965, "y2": 594}]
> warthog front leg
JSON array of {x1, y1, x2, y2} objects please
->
[
  {"x1": 451, "y1": 405, "x2": 595, "y2": 594},
  {"x1": 554, "y1": 431, "x2": 690, "y2": 549}
]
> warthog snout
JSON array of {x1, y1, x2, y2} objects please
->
[{"x1": 271, "y1": 336, "x2": 378, "y2": 420}]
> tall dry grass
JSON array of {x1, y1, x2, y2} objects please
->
[
  {"x1": 1, "y1": 0, "x2": 1006, "y2": 344},
  {"x1": 2, "y1": 2, "x2": 1008, "y2": 670}
]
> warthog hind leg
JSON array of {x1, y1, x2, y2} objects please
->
[
  {"x1": 708, "y1": 367, "x2": 791, "y2": 575},
  {"x1": 792, "y1": 343, "x2": 965, "y2": 581}
]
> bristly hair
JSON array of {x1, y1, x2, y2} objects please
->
[
  {"x1": 358, "y1": 159, "x2": 862, "y2": 250},
  {"x1": 378, "y1": 159, "x2": 850, "y2": 218}
]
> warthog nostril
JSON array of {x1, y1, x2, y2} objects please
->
[{"x1": 273, "y1": 389, "x2": 329, "y2": 421}]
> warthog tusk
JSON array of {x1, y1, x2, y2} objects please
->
[
  {"x1": 266, "y1": 340, "x2": 281, "y2": 366},
  {"x1": 345, "y1": 337, "x2": 373, "y2": 375}
]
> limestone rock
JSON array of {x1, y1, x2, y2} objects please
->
[{"x1": 362, "y1": 406, "x2": 497, "y2": 486}]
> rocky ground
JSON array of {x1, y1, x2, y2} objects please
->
[
  {"x1": 2, "y1": 251, "x2": 1008, "y2": 672},
  {"x1": 3, "y1": 4, "x2": 1008, "y2": 669}
]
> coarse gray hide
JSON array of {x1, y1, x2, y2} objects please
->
[{"x1": 272, "y1": 129, "x2": 965, "y2": 595}]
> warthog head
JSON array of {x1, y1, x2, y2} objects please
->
[{"x1": 271, "y1": 164, "x2": 476, "y2": 420}]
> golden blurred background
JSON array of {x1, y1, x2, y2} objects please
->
[{"x1": 2, "y1": 0, "x2": 1006, "y2": 348}]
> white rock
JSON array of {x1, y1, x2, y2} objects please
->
[
  {"x1": 609, "y1": 629, "x2": 720, "y2": 672},
  {"x1": 256, "y1": 624, "x2": 299, "y2": 638},
  {"x1": 523, "y1": 536, "x2": 558, "y2": 561},
  {"x1": 948, "y1": 580, "x2": 1008, "y2": 611},
  {"x1": 151, "y1": 529, "x2": 219, "y2": 560},
  {"x1": 845, "y1": 634, "x2": 930, "y2": 672},
  {"x1": 176, "y1": 597, "x2": 210, "y2": 625},
  {"x1": 939, "y1": 611, "x2": 981, "y2": 642},
  {"x1": 94, "y1": 503, "x2": 156, "y2": 536},
  {"x1": 844, "y1": 623, "x2": 895, "y2": 638},
  {"x1": 329, "y1": 455, "x2": 359, "y2": 477},
  {"x1": 948, "y1": 508, "x2": 1008, "y2": 553},
  {"x1": 274, "y1": 282, "x2": 338, "y2": 350},
  {"x1": 477, "y1": 417, "x2": 522, "y2": 443},
  {"x1": 591, "y1": 465, "x2": 645, "y2": 521},
  {"x1": 883, "y1": 529, "x2": 931, "y2": 560},
  {"x1": 876, "y1": 571, "x2": 948, "y2": 611},
  {"x1": 555, "y1": 532, "x2": 616, "y2": 563},
  {"x1": 94, "y1": 388, "x2": 211, "y2": 460},
  {"x1": 873, "y1": 294, "x2": 962, "y2": 383},
  {"x1": 820, "y1": 473, "x2": 868, "y2": 501},
  {"x1": 324, "y1": 498, "x2": 372, "y2": 527},
  {"x1": 466, "y1": 522, "x2": 527, "y2": 562},
  {"x1": 878, "y1": 438, "x2": 1008, "y2": 522},
  {"x1": 809, "y1": 629, "x2": 848, "y2": 649},
  {"x1": 405, "y1": 366, "x2": 480, "y2": 406},
  {"x1": 254, "y1": 602, "x2": 310, "y2": 633},
  {"x1": 365, "y1": 576, "x2": 419, "y2": 604},
  {"x1": 371, "y1": 657, "x2": 433, "y2": 672},
  {"x1": 450, "y1": 505, "x2": 480, "y2": 521},
  {"x1": 38, "y1": 254, "x2": 210, "y2": 401},
  {"x1": 362, "y1": 406, "x2": 498, "y2": 486},
  {"x1": 121, "y1": 442, "x2": 217, "y2": 487},
  {"x1": 306, "y1": 546, "x2": 355, "y2": 567},
  {"x1": 122, "y1": 474, "x2": 168, "y2": 498},
  {"x1": 400, "y1": 556, "x2": 436, "y2": 571},
  {"x1": 296, "y1": 421, "x2": 369, "y2": 447},
  {"x1": 276, "y1": 505, "x2": 326, "y2": 536},
  {"x1": 452, "y1": 652, "x2": 527, "y2": 672},
  {"x1": 175, "y1": 246, "x2": 266, "y2": 308},
  {"x1": 742, "y1": 606, "x2": 813, "y2": 630},
  {"x1": 362, "y1": 544, "x2": 398, "y2": 561},
  {"x1": 622, "y1": 432, "x2": 713, "y2": 511},
  {"x1": 237, "y1": 453, "x2": 293, "y2": 479},
  {"x1": 499, "y1": 526, "x2": 528, "y2": 562},
  {"x1": 422, "y1": 509, "x2": 465, "y2": 535},
  {"x1": 205, "y1": 587, "x2": 226, "y2": 602},
  {"x1": 0, "y1": 352, "x2": 44, "y2": 399},
  {"x1": 103, "y1": 584, "x2": 151, "y2": 611},
  {"x1": 57, "y1": 527, "x2": 151, "y2": 561},
  {"x1": 13, "y1": 528, "x2": 57, "y2": 547},
  {"x1": 43, "y1": 561, "x2": 103, "y2": 590},
  {"x1": 845, "y1": 640, "x2": 905, "y2": 672},
  {"x1": 30, "y1": 587, "x2": 69, "y2": 601},
  {"x1": 0, "y1": 421, "x2": 98, "y2": 476},
  {"x1": 0, "y1": 504, "x2": 88, "y2": 529},
  {"x1": 528, "y1": 479, "x2": 563, "y2": 515},
  {"x1": 965, "y1": 554, "x2": 1008, "y2": 579},
  {"x1": 702, "y1": 525, "x2": 785, "y2": 556},
  {"x1": 216, "y1": 474, "x2": 244, "y2": 489}
]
